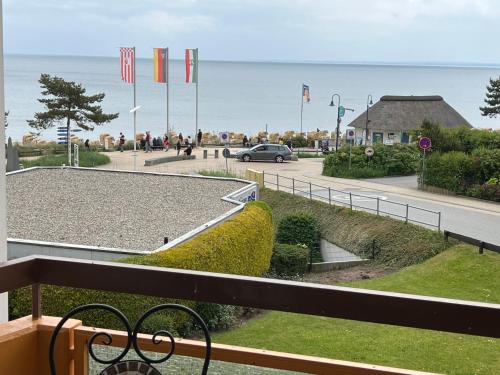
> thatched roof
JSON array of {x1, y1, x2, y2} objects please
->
[{"x1": 347, "y1": 95, "x2": 472, "y2": 131}]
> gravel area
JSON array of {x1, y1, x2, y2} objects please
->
[{"x1": 7, "y1": 168, "x2": 248, "y2": 251}]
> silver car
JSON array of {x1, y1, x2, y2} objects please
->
[{"x1": 236, "y1": 144, "x2": 292, "y2": 163}]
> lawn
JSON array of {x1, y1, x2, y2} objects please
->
[
  {"x1": 21, "y1": 151, "x2": 110, "y2": 168},
  {"x1": 214, "y1": 245, "x2": 500, "y2": 374}
]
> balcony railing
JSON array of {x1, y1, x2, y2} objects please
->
[{"x1": 1, "y1": 255, "x2": 500, "y2": 374}]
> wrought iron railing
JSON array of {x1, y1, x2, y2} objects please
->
[{"x1": 263, "y1": 172, "x2": 442, "y2": 230}]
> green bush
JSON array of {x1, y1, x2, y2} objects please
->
[
  {"x1": 422, "y1": 148, "x2": 500, "y2": 200},
  {"x1": 323, "y1": 144, "x2": 418, "y2": 178},
  {"x1": 276, "y1": 212, "x2": 321, "y2": 262},
  {"x1": 271, "y1": 243, "x2": 309, "y2": 278},
  {"x1": 9, "y1": 201, "x2": 274, "y2": 332},
  {"x1": 21, "y1": 151, "x2": 111, "y2": 168}
]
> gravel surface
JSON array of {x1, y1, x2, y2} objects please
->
[{"x1": 7, "y1": 168, "x2": 248, "y2": 251}]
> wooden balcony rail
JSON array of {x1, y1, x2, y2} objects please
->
[
  {"x1": 1, "y1": 255, "x2": 500, "y2": 338},
  {"x1": 1, "y1": 255, "x2": 500, "y2": 374}
]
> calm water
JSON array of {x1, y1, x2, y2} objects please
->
[{"x1": 4, "y1": 54, "x2": 500, "y2": 142}]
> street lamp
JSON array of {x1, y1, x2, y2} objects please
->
[
  {"x1": 365, "y1": 94, "x2": 373, "y2": 145},
  {"x1": 329, "y1": 94, "x2": 341, "y2": 151}
]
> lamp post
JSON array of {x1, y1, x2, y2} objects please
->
[
  {"x1": 365, "y1": 94, "x2": 373, "y2": 145},
  {"x1": 329, "y1": 94, "x2": 341, "y2": 151}
]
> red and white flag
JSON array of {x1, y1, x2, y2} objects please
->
[{"x1": 120, "y1": 47, "x2": 135, "y2": 83}]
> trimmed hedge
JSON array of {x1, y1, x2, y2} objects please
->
[
  {"x1": 323, "y1": 144, "x2": 419, "y2": 178},
  {"x1": 271, "y1": 243, "x2": 309, "y2": 278},
  {"x1": 276, "y1": 212, "x2": 321, "y2": 262},
  {"x1": 9, "y1": 201, "x2": 273, "y2": 332},
  {"x1": 261, "y1": 189, "x2": 450, "y2": 268},
  {"x1": 422, "y1": 148, "x2": 500, "y2": 202}
]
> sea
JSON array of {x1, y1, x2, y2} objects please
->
[{"x1": 4, "y1": 54, "x2": 500, "y2": 142}]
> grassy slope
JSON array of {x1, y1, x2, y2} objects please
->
[
  {"x1": 214, "y1": 246, "x2": 500, "y2": 374},
  {"x1": 260, "y1": 188, "x2": 450, "y2": 268}
]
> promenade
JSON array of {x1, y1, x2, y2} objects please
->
[{"x1": 100, "y1": 148, "x2": 500, "y2": 245}]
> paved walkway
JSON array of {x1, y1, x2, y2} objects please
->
[
  {"x1": 99, "y1": 150, "x2": 500, "y2": 245},
  {"x1": 320, "y1": 239, "x2": 362, "y2": 262}
]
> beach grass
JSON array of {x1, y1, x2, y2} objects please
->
[
  {"x1": 21, "y1": 151, "x2": 111, "y2": 168},
  {"x1": 197, "y1": 169, "x2": 241, "y2": 178},
  {"x1": 214, "y1": 245, "x2": 500, "y2": 374}
]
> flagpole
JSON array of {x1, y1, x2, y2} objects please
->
[
  {"x1": 300, "y1": 87, "x2": 304, "y2": 135},
  {"x1": 166, "y1": 47, "x2": 170, "y2": 137},
  {"x1": 195, "y1": 48, "x2": 199, "y2": 147},
  {"x1": 133, "y1": 46, "x2": 137, "y2": 171}
]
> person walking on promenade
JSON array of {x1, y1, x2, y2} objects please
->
[
  {"x1": 178, "y1": 132, "x2": 183, "y2": 144},
  {"x1": 84, "y1": 139, "x2": 90, "y2": 152},
  {"x1": 118, "y1": 132, "x2": 125, "y2": 152},
  {"x1": 243, "y1": 135, "x2": 248, "y2": 147},
  {"x1": 163, "y1": 134, "x2": 170, "y2": 151},
  {"x1": 187, "y1": 136, "x2": 192, "y2": 147},
  {"x1": 145, "y1": 131, "x2": 152, "y2": 153},
  {"x1": 176, "y1": 139, "x2": 182, "y2": 155},
  {"x1": 197, "y1": 129, "x2": 203, "y2": 147}
]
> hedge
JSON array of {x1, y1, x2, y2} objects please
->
[
  {"x1": 270, "y1": 243, "x2": 309, "y2": 278},
  {"x1": 276, "y1": 213, "x2": 321, "y2": 262},
  {"x1": 9, "y1": 201, "x2": 274, "y2": 333},
  {"x1": 323, "y1": 144, "x2": 418, "y2": 178},
  {"x1": 422, "y1": 148, "x2": 500, "y2": 201},
  {"x1": 261, "y1": 189, "x2": 450, "y2": 268}
]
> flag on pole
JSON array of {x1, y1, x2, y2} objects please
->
[
  {"x1": 120, "y1": 47, "x2": 135, "y2": 83},
  {"x1": 302, "y1": 84, "x2": 310, "y2": 103},
  {"x1": 185, "y1": 48, "x2": 198, "y2": 83},
  {"x1": 153, "y1": 48, "x2": 168, "y2": 83}
]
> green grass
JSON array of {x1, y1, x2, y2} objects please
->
[
  {"x1": 214, "y1": 245, "x2": 500, "y2": 374},
  {"x1": 327, "y1": 166, "x2": 389, "y2": 178},
  {"x1": 295, "y1": 152, "x2": 325, "y2": 158},
  {"x1": 260, "y1": 189, "x2": 449, "y2": 268},
  {"x1": 197, "y1": 169, "x2": 240, "y2": 178},
  {"x1": 21, "y1": 151, "x2": 111, "y2": 168}
]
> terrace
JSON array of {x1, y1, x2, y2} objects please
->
[{"x1": 1, "y1": 255, "x2": 499, "y2": 374}]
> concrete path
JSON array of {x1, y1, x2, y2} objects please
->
[
  {"x1": 100, "y1": 150, "x2": 500, "y2": 245},
  {"x1": 320, "y1": 239, "x2": 362, "y2": 262}
]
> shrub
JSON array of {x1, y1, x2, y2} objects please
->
[
  {"x1": 21, "y1": 151, "x2": 111, "y2": 168},
  {"x1": 323, "y1": 144, "x2": 418, "y2": 178},
  {"x1": 9, "y1": 201, "x2": 274, "y2": 332},
  {"x1": 271, "y1": 243, "x2": 309, "y2": 278},
  {"x1": 276, "y1": 212, "x2": 321, "y2": 262}
]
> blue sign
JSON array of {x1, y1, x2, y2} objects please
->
[
  {"x1": 58, "y1": 141, "x2": 68, "y2": 145},
  {"x1": 71, "y1": 129, "x2": 83, "y2": 132}
]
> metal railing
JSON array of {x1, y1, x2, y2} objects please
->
[{"x1": 263, "y1": 172, "x2": 442, "y2": 230}]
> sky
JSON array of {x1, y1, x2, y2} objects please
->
[{"x1": 4, "y1": 0, "x2": 500, "y2": 65}]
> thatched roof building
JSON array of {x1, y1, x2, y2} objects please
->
[{"x1": 347, "y1": 95, "x2": 472, "y2": 145}]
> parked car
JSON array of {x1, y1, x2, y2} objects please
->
[{"x1": 235, "y1": 144, "x2": 292, "y2": 163}]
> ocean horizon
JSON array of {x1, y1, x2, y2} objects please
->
[{"x1": 4, "y1": 54, "x2": 500, "y2": 142}]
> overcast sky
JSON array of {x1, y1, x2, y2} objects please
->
[{"x1": 4, "y1": 0, "x2": 500, "y2": 65}]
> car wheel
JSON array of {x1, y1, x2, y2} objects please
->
[
  {"x1": 243, "y1": 154, "x2": 251, "y2": 162},
  {"x1": 275, "y1": 155, "x2": 284, "y2": 163}
]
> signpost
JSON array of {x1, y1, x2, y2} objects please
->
[
  {"x1": 365, "y1": 146, "x2": 374, "y2": 163},
  {"x1": 73, "y1": 144, "x2": 79, "y2": 167},
  {"x1": 339, "y1": 106, "x2": 346, "y2": 117},
  {"x1": 418, "y1": 137, "x2": 432, "y2": 188},
  {"x1": 346, "y1": 128, "x2": 355, "y2": 169},
  {"x1": 220, "y1": 132, "x2": 230, "y2": 174}
]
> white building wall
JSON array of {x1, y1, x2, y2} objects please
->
[{"x1": 0, "y1": 0, "x2": 8, "y2": 323}]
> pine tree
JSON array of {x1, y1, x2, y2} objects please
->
[
  {"x1": 27, "y1": 74, "x2": 118, "y2": 131},
  {"x1": 480, "y1": 76, "x2": 500, "y2": 118}
]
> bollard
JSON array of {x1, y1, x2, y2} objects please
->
[
  {"x1": 328, "y1": 187, "x2": 331, "y2": 205},
  {"x1": 437, "y1": 212, "x2": 442, "y2": 231},
  {"x1": 292, "y1": 178, "x2": 295, "y2": 195},
  {"x1": 376, "y1": 197, "x2": 380, "y2": 215},
  {"x1": 203, "y1": 149, "x2": 208, "y2": 159},
  {"x1": 405, "y1": 204, "x2": 409, "y2": 224},
  {"x1": 349, "y1": 193, "x2": 353, "y2": 210},
  {"x1": 164, "y1": 237, "x2": 169, "y2": 244},
  {"x1": 214, "y1": 149, "x2": 219, "y2": 158},
  {"x1": 309, "y1": 182, "x2": 312, "y2": 200}
]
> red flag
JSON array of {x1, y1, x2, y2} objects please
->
[{"x1": 120, "y1": 47, "x2": 135, "y2": 83}]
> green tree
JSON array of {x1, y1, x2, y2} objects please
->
[
  {"x1": 27, "y1": 74, "x2": 118, "y2": 131},
  {"x1": 480, "y1": 76, "x2": 500, "y2": 118}
]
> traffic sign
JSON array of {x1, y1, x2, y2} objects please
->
[
  {"x1": 58, "y1": 141, "x2": 68, "y2": 145},
  {"x1": 71, "y1": 129, "x2": 83, "y2": 132},
  {"x1": 222, "y1": 148, "x2": 230, "y2": 158},
  {"x1": 219, "y1": 132, "x2": 229, "y2": 143},
  {"x1": 339, "y1": 106, "x2": 346, "y2": 117},
  {"x1": 346, "y1": 128, "x2": 355, "y2": 140},
  {"x1": 365, "y1": 146, "x2": 374, "y2": 157},
  {"x1": 419, "y1": 137, "x2": 432, "y2": 150}
]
